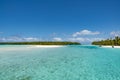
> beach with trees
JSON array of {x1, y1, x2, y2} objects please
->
[{"x1": 92, "y1": 36, "x2": 120, "y2": 46}]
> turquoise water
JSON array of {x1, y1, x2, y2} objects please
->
[{"x1": 0, "y1": 45, "x2": 120, "y2": 80}]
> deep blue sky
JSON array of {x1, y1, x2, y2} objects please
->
[{"x1": 0, "y1": 0, "x2": 120, "y2": 43}]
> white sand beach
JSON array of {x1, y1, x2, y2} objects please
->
[
  {"x1": 0, "y1": 45, "x2": 65, "y2": 51},
  {"x1": 101, "y1": 46, "x2": 120, "y2": 48},
  {"x1": 28, "y1": 45, "x2": 65, "y2": 48}
]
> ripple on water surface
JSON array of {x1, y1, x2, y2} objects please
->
[{"x1": 0, "y1": 45, "x2": 120, "y2": 80}]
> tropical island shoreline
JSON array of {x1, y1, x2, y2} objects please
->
[
  {"x1": 0, "y1": 41, "x2": 81, "y2": 45},
  {"x1": 99, "y1": 45, "x2": 120, "y2": 48},
  {"x1": 92, "y1": 36, "x2": 120, "y2": 48}
]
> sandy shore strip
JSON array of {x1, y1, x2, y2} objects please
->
[
  {"x1": 0, "y1": 45, "x2": 65, "y2": 51},
  {"x1": 28, "y1": 45, "x2": 66, "y2": 48},
  {"x1": 101, "y1": 46, "x2": 120, "y2": 48}
]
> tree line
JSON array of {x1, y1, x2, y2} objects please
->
[
  {"x1": 92, "y1": 36, "x2": 120, "y2": 46},
  {"x1": 0, "y1": 41, "x2": 81, "y2": 45}
]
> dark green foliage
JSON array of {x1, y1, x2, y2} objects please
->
[
  {"x1": 0, "y1": 41, "x2": 80, "y2": 45},
  {"x1": 92, "y1": 36, "x2": 120, "y2": 46}
]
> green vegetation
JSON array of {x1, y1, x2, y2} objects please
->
[
  {"x1": 92, "y1": 36, "x2": 120, "y2": 46},
  {"x1": 0, "y1": 41, "x2": 80, "y2": 45}
]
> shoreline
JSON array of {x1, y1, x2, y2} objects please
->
[
  {"x1": 0, "y1": 45, "x2": 65, "y2": 51},
  {"x1": 29, "y1": 45, "x2": 65, "y2": 48},
  {"x1": 101, "y1": 46, "x2": 120, "y2": 48}
]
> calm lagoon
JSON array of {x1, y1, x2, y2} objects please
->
[{"x1": 0, "y1": 45, "x2": 120, "y2": 80}]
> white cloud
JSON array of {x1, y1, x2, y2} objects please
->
[
  {"x1": 110, "y1": 31, "x2": 120, "y2": 36},
  {"x1": 0, "y1": 37, "x2": 40, "y2": 42},
  {"x1": 2, "y1": 36, "x2": 23, "y2": 42},
  {"x1": 68, "y1": 37, "x2": 103, "y2": 42},
  {"x1": 68, "y1": 37, "x2": 85, "y2": 42},
  {"x1": 23, "y1": 37, "x2": 39, "y2": 41},
  {"x1": 53, "y1": 37, "x2": 62, "y2": 41},
  {"x1": 72, "y1": 30, "x2": 100, "y2": 37},
  {"x1": 0, "y1": 38, "x2": 6, "y2": 42}
]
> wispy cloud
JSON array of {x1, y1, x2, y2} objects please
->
[
  {"x1": 0, "y1": 36, "x2": 40, "y2": 42},
  {"x1": 23, "y1": 37, "x2": 40, "y2": 41},
  {"x1": 0, "y1": 30, "x2": 103, "y2": 44},
  {"x1": 110, "y1": 31, "x2": 120, "y2": 36},
  {"x1": 50, "y1": 30, "x2": 103, "y2": 44},
  {"x1": 72, "y1": 30, "x2": 100, "y2": 37},
  {"x1": 68, "y1": 37, "x2": 85, "y2": 42},
  {"x1": 53, "y1": 37, "x2": 62, "y2": 41},
  {"x1": 68, "y1": 37, "x2": 104, "y2": 42}
]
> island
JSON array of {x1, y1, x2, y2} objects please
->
[
  {"x1": 92, "y1": 36, "x2": 120, "y2": 46},
  {"x1": 0, "y1": 41, "x2": 81, "y2": 45}
]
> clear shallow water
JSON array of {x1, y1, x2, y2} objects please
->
[{"x1": 0, "y1": 45, "x2": 120, "y2": 80}]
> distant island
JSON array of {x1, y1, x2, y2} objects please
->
[
  {"x1": 0, "y1": 41, "x2": 81, "y2": 45},
  {"x1": 92, "y1": 36, "x2": 120, "y2": 46}
]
